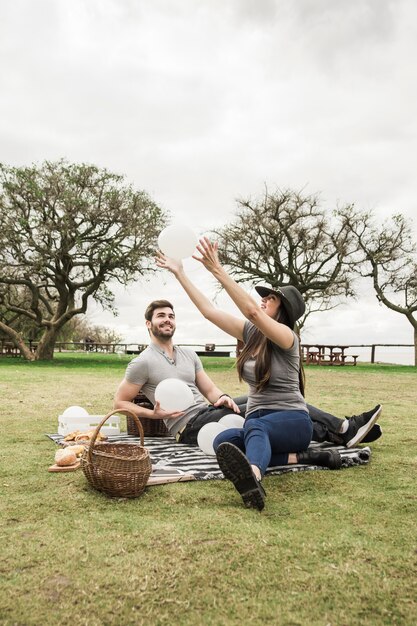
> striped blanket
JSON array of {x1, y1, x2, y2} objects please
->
[{"x1": 47, "y1": 433, "x2": 371, "y2": 481}]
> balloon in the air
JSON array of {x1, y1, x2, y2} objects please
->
[{"x1": 158, "y1": 224, "x2": 198, "y2": 260}]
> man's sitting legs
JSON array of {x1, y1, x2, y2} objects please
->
[
  {"x1": 177, "y1": 395, "x2": 247, "y2": 445},
  {"x1": 309, "y1": 403, "x2": 382, "y2": 447}
]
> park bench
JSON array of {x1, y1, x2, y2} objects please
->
[{"x1": 303, "y1": 344, "x2": 358, "y2": 366}]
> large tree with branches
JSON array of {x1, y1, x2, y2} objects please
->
[
  {"x1": 338, "y1": 207, "x2": 417, "y2": 365},
  {"x1": 0, "y1": 160, "x2": 167, "y2": 360},
  {"x1": 214, "y1": 188, "x2": 362, "y2": 326}
]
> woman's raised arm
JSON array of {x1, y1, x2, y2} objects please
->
[
  {"x1": 156, "y1": 251, "x2": 245, "y2": 341},
  {"x1": 192, "y1": 238, "x2": 294, "y2": 350}
]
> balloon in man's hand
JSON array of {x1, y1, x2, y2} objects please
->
[
  {"x1": 155, "y1": 378, "x2": 194, "y2": 412},
  {"x1": 158, "y1": 224, "x2": 198, "y2": 259}
]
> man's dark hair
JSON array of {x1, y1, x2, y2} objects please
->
[{"x1": 144, "y1": 299, "x2": 174, "y2": 322}]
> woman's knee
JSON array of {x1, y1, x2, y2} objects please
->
[
  {"x1": 213, "y1": 427, "x2": 244, "y2": 452},
  {"x1": 244, "y1": 417, "x2": 262, "y2": 434}
]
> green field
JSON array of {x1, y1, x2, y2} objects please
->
[{"x1": 0, "y1": 355, "x2": 416, "y2": 625}]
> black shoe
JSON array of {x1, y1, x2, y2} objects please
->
[
  {"x1": 361, "y1": 423, "x2": 382, "y2": 443},
  {"x1": 297, "y1": 448, "x2": 342, "y2": 469},
  {"x1": 216, "y1": 443, "x2": 266, "y2": 511},
  {"x1": 343, "y1": 405, "x2": 382, "y2": 448}
]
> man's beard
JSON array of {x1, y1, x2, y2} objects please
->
[{"x1": 150, "y1": 322, "x2": 175, "y2": 341}]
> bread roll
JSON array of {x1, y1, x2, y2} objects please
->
[
  {"x1": 55, "y1": 449, "x2": 77, "y2": 466},
  {"x1": 64, "y1": 430, "x2": 81, "y2": 441},
  {"x1": 68, "y1": 444, "x2": 86, "y2": 457}
]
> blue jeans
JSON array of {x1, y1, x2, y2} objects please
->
[{"x1": 213, "y1": 409, "x2": 313, "y2": 476}]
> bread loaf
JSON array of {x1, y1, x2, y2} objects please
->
[{"x1": 55, "y1": 449, "x2": 78, "y2": 466}]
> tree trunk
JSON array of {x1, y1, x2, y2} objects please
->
[
  {"x1": 0, "y1": 322, "x2": 35, "y2": 361},
  {"x1": 18, "y1": 342, "x2": 36, "y2": 361},
  {"x1": 34, "y1": 328, "x2": 59, "y2": 360},
  {"x1": 414, "y1": 325, "x2": 417, "y2": 367}
]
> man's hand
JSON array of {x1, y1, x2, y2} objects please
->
[
  {"x1": 155, "y1": 251, "x2": 183, "y2": 276},
  {"x1": 152, "y1": 401, "x2": 185, "y2": 420},
  {"x1": 212, "y1": 395, "x2": 241, "y2": 414}
]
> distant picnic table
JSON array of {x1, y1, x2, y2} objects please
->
[{"x1": 302, "y1": 344, "x2": 358, "y2": 366}]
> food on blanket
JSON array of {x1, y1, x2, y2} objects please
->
[
  {"x1": 64, "y1": 430, "x2": 81, "y2": 441},
  {"x1": 74, "y1": 430, "x2": 95, "y2": 441},
  {"x1": 67, "y1": 444, "x2": 86, "y2": 457},
  {"x1": 64, "y1": 430, "x2": 107, "y2": 442},
  {"x1": 55, "y1": 449, "x2": 78, "y2": 466}
]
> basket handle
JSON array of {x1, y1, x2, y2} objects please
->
[{"x1": 87, "y1": 409, "x2": 145, "y2": 464}]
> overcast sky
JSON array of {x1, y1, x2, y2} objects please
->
[{"x1": 1, "y1": 0, "x2": 416, "y2": 358}]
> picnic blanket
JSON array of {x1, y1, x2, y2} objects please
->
[{"x1": 46, "y1": 433, "x2": 371, "y2": 481}]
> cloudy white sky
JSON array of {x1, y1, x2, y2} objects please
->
[{"x1": 1, "y1": 0, "x2": 416, "y2": 361}]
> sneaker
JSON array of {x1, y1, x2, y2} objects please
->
[
  {"x1": 297, "y1": 448, "x2": 342, "y2": 469},
  {"x1": 216, "y1": 443, "x2": 266, "y2": 511},
  {"x1": 343, "y1": 405, "x2": 382, "y2": 448},
  {"x1": 361, "y1": 423, "x2": 382, "y2": 443}
]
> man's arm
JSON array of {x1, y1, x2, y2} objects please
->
[
  {"x1": 195, "y1": 369, "x2": 241, "y2": 414},
  {"x1": 156, "y1": 253, "x2": 245, "y2": 341},
  {"x1": 113, "y1": 378, "x2": 185, "y2": 420}
]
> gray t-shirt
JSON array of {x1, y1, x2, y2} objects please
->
[
  {"x1": 125, "y1": 343, "x2": 208, "y2": 436},
  {"x1": 242, "y1": 321, "x2": 307, "y2": 417}
]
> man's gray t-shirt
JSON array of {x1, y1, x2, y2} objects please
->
[
  {"x1": 242, "y1": 321, "x2": 307, "y2": 417},
  {"x1": 125, "y1": 343, "x2": 208, "y2": 436}
]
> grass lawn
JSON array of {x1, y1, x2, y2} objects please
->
[{"x1": 0, "y1": 354, "x2": 416, "y2": 626}]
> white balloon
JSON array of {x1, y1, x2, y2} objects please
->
[
  {"x1": 219, "y1": 414, "x2": 245, "y2": 429},
  {"x1": 197, "y1": 422, "x2": 228, "y2": 456},
  {"x1": 62, "y1": 405, "x2": 89, "y2": 417},
  {"x1": 158, "y1": 224, "x2": 198, "y2": 260},
  {"x1": 154, "y1": 378, "x2": 194, "y2": 412}
]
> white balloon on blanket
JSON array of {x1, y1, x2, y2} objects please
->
[
  {"x1": 158, "y1": 224, "x2": 198, "y2": 259},
  {"x1": 197, "y1": 422, "x2": 229, "y2": 456},
  {"x1": 62, "y1": 405, "x2": 89, "y2": 417},
  {"x1": 219, "y1": 414, "x2": 245, "y2": 429},
  {"x1": 154, "y1": 378, "x2": 194, "y2": 412}
]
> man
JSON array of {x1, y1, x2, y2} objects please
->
[
  {"x1": 114, "y1": 299, "x2": 246, "y2": 444},
  {"x1": 114, "y1": 299, "x2": 382, "y2": 448}
]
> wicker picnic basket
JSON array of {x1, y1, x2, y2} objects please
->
[
  {"x1": 128, "y1": 392, "x2": 169, "y2": 437},
  {"x1": 80, "y1": 409, "x2": 152, "y2": 498}
]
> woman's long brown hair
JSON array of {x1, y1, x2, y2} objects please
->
[{"x1": 236, "y1": 307, "x2": 305, "y2": 396}]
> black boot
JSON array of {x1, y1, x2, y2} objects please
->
[
  {"x1": 297, "y1": 448, "x2": 342, "y2": 469},
  {"x1": 216, "y1": 443, "x2": 266, "y2": 511}
]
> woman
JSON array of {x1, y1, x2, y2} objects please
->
[{"x1": 157, "y1": 238, "x2": 341, "y2": 511}]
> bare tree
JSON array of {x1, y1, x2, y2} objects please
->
[
  {"x1": 0, "y1": 160, "x2": 167, "y2": 360},
  {"x1": 338, "y1": 207, "x2": 417, "y2": 365},
  {"x1": 214, "y1": 188, "x2": 362, "y2": 326}
]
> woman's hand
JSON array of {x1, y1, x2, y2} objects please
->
[
  {"x1": 193, "y1": 237, "x2": 222, "y2": 274},
  {"x1": 155, "y1": 251, "x2": 183, "y2": 276}
]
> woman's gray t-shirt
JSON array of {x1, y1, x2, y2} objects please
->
[{"x1": 242, "y1": 321, "x2": 307, "y2": 417}]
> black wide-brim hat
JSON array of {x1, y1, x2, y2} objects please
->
[{"x1": 255, "y1": 285, "x2": 305, "y2": 328}]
